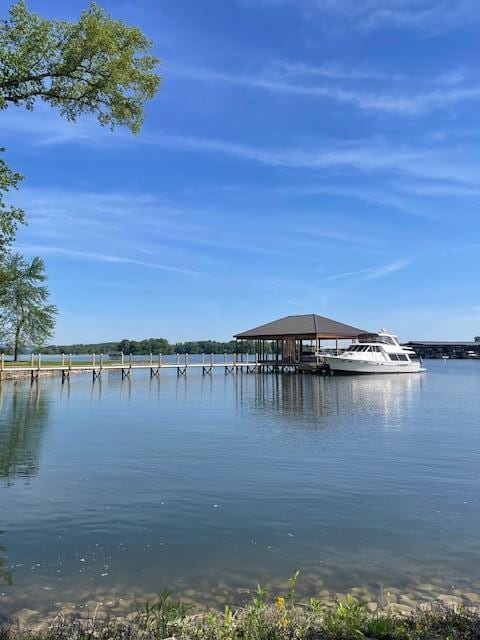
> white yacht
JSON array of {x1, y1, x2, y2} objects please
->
[{"x1": 323, "y1": 330, "x2": 425, "y2": 374}]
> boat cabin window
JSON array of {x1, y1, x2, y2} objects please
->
[{"x1": 389, "y1": 353, "x2": 409, "y2": 361}]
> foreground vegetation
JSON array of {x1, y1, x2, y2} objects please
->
[{"x1": 1, "y1": 587, "x2": 479, "y2": 640}]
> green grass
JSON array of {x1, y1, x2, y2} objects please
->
[{"x1": 1, "y1": 586, "x2": 479, "y2": 640}]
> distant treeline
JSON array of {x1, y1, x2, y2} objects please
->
[{"x1": 39, "y1": 338, "x2": 260, "y2": 355}]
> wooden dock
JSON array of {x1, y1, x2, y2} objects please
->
[{"x1": 0, "y1": 353, "x2": 300, "y2": 383}]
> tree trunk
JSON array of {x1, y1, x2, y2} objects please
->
[{"x1": 14, "y1": 324, "x2": 21, "y2": 362}]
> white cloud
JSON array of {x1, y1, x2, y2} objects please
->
[
  {"x1": 367, "y1": 259, "x2": 411, "y2": 279},
  {"x1": 149, "y1": 133, "x2": 480, "y2": 191},
  {"x1": 394, "y1": 181, "x2": 480, "y2": 197},
  {"x1": 274, "y1": 61, "x2": 468, "y2": 86},
  {"x1": 172, "y1": 64, "x2": 480, "y2": 115},
  {"x1": 318, "y1": 259, "x2": 411, "y2": 283},
  {"x1": 276, "y1": 183, "x2": 434, "y2": 218},
  {"x1": 0, "y1": 104, "x2": 130, "y2": 146},
  {"x1": 238, "y1": 0, "x2": 479, "y2": 34},
  {"x1": 12, "y1": 186, "x2": 329, "y2": 264},
  {"x1": 15, "y1": 244, "x2": 203, "y2": 276}
]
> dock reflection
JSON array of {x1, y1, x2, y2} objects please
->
[
  {"x1": 237, "y1": 371, "x2": 424, "y2": 426},
  {"x1": 93, "y1": 369, "x2": 424, "y2": 427}
]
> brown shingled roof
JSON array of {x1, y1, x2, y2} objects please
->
[{"x1": 234, "y1": 314, "x2": 370, "y2": 339}]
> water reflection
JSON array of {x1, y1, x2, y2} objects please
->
[
  {"x1": 247, "y1": 372, "x2": 424, "y2": 425},
  {"x1": 0, "y1": 364, "x2": 479, "y2": 623},
  {"x1": 0, "y1": 382, "x2": 51, "y2": 484}
]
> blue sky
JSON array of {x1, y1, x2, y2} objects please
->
[{"x1": 2, "y1": 0, "x2": 480, "y2": 343}]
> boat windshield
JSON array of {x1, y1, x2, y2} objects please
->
[
  {"x1": 347, "y1": 345, "x2": 383, "y2": 352},
  {"x1": 357, "y1": 333, "x2": 397, "y2": 346}
]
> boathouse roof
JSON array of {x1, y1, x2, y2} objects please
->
[{"x1": 234, "y1": 314, "x2": 370, "y2": 340}]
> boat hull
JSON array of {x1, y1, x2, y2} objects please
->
[{"x1": 323, "y1": 355, "x2": 424, "y2": 374}]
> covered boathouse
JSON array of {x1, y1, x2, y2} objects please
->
[{"x1": 234, "y1": 313, "x2": 371, "y2": 371}]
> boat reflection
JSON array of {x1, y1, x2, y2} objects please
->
[{"x1": 235, "y1": 372, "x2": 424, "y2": 427}]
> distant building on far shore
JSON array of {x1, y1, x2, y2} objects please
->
[{"x1": 403, "y1": 340, "x2": 480, "y2": 359}]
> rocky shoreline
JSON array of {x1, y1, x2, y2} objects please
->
[
  {"x1": 2, "y1": 582, "x2": 480, "y2": 630},
  {"x1": 1, "y1": 589, "x2": 480, "y2": 640},
  {"x1": 0, "y1": 368, "x2": 93, "y2": 381}
]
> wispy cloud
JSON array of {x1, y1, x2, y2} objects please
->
[
  {"x1": 0, "y1": 104, "x2": 129, "y2": 146},
  {"x1": 367, "y1": 259, "x2": 411, "y2": 279},
  {"x1": 440, "y1": 242, "x2": 480, "y2": 256},
  {"x1": 172, "y1": 64, "x2": 480, "y2": 115},
  {"x1": 289, "y1": 225, "x2": 380, "y2": 248},
  {"x1": 394, "y1": 181, "x2": 480, "y2": 198},
  {"x1": 237, "y1": 0, "x2": 480, "y2": 34},
  {"x1": 276, "y1": 183, "x2": 434, "y2": 218},
  {"x1": 149, "y1": 133, "x2": 480, "y2": 191},
  {"x1": 14, "y1": 187, "x2": 340, "y2": 266},
  {"x1": 272, "y1": 61, "x2": 398, "y2": 82},
  {"x1": 151, "y1": 132, "x2": 419, "y2": 170},
  {"x1": 16, "y1": 244, "x2": 204, "y2": 276},
  {"x1": 318, "y1": 259, "x2": 411, "y2": 283},
  {"x1": 273, "y1": 61, "x2": 468, "y2": 86}
]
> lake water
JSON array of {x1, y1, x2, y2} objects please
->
[{"x1": 1, "y1": 360, "x2": 479, "y2": 623}]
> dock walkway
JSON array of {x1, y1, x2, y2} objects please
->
[{"x1": 0, "y1": 354, "x2": 301, "y2": 383}]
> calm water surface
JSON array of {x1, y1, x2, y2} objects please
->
[{"x1": 0, "y1": 361, "x2": 479, "y2": 619}]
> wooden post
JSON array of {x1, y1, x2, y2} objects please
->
[
  {"x1": 31, "y1": 353, "x2": 34, "y2": 367},
  {"x1": 202, "y1": 353, "x2": 205, "y2": 365},
  {"x1": 38, "y1": 353, "x2": 42, "y2": 370},
  {"x1": 336, "y1": 339, "x2": 339, "y2": 355},
  {"x1": 210, "y1": 353, "x2": 214, "y2": 366},
  {"x1": 176, "y1": 353, "x2": 179, "y2": 365},
  {"x1": 121, "y1": 351, "x2": 124, "y2": 366},
  {"x1": 61, "y1": 353, "x2": 65, "y2": 367},
  {"x1": 69, "y1": 354, "x2": 72, "y2": 369},
  {"x1": 0, "y1": 353, "x2": 4, "y2": 371},
  {"x1": 129, "y1": 353, "x2": 132, "y2": 368},
  {"x1": 185, "y1": 353, "x2": 189, "y2": 366},
  {"x1": 149, "y1": 353, "x2": 153, "y2": 366},
  {"x1": 100, "y1": 353, "x2": 104, "y2": 369},
  {"x1": 92, "y1": 353, "x2": 96, "y2": 367},
  {"x1": 159, "y1": 353, "x2": 162, "y2": 368}
]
